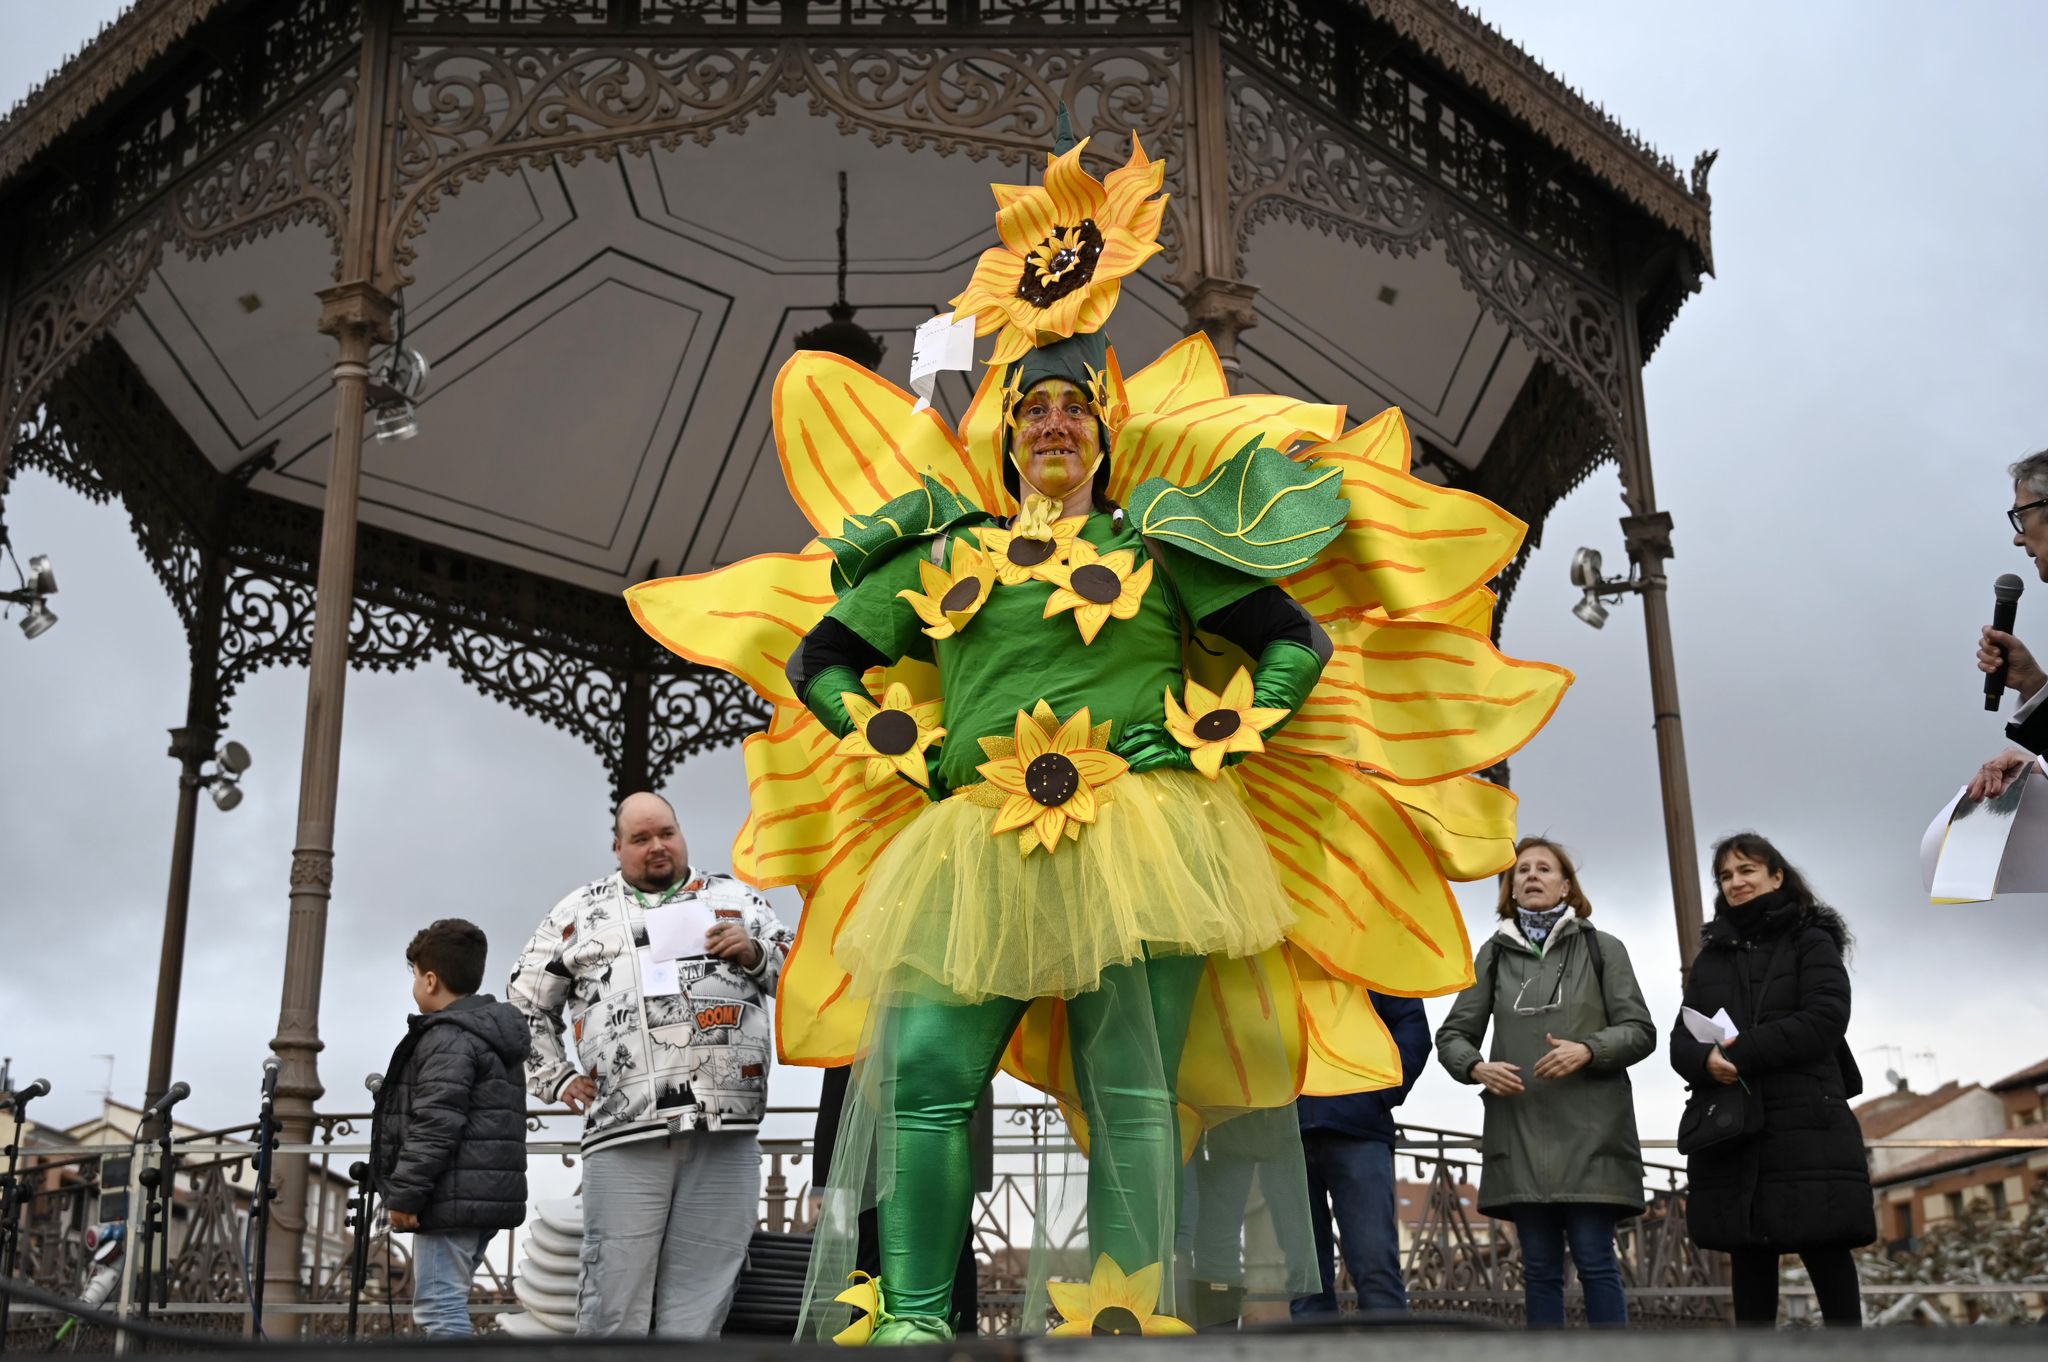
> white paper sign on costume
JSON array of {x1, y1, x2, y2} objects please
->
[
  {"x1": 643, "y1": 899, "x2": 717, "y2": 961},
  {"x1": 639, "y1": 950, "x2": 681, "y2": 998},
  {"x1": 1922, "y1": 762, "x2": 2048, "y2": 903},
  {"x1": 909, "y1": 312, "x2": 977, "y2": 413}
]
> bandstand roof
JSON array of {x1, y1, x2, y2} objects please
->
[{"x1": 0, "y1": 0, "x2": 1713, "y2": 784}]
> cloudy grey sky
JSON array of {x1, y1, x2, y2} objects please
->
[{"x1": 3, "y1": 0, "x2": 2046, "y2": 1183}]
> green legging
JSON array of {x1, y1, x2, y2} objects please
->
[{"x1": 875, "y1": 952, "x2": 1206, "y2": 1320}]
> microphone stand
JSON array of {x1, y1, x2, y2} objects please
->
[
  {"x1": 0, "y1": 1082, "x2": 46, "y2": 1354},
  {"x1": 344, "y1": 1162, "x2": 375, "y2": 1341},
  {"x1": 131, "y1": 1090, "x2": 184, "y2": 1330},
  {"x1": 247, "y1": 1068, "x2": 279, "y2": 1339}
]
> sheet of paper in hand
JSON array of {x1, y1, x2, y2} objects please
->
[
  {"x1": 1680, "y1": 1007, "x2": 1739, "y2": 1044},
  {"x1": 644, "y1": 898, "x2": 718, "y2": 960},
  {"x1": 1923, "y1": 762, "x2": 2048, "y2": 903},
  {"x1": 639, "y1": 949, "x2": 681, "y2": 998}
]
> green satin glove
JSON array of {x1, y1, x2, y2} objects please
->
[
  {"x1": 1113, "y1": 723, "x2": 1197, "y2": 774},
  {"x1": 800, "y1": 665, "x2": 869, "y2": 739},
  {"x1": 1250, "y1": 639, "x2": 1326, "y2": 738}
]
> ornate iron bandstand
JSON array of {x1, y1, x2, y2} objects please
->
[{"x1": 0, "y1": 0, "x2": 1712, "y2": 1327}]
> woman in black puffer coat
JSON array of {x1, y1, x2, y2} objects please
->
[{"x1": 1670, "y1": 832, "x2": 1873, "y2": 1327}]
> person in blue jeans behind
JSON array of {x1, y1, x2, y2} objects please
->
[
  {"x1": 1434, "y1": 838, "x2": 1655, "y2": 1328},
  {"x1": 370, "y1": 919, "x2": 531, "y2": 1336},
  {"x1": 1292, "y1": 992, "x2": 1430, "y2": 1317}
]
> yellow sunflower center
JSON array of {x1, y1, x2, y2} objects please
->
[
  {"x1": 1024, "y1": 751, "x2": 1081, "y2": 807},
  {"x1": 1018, "y1": 219, "x2": 1104, "y2": 307},
  {"x1": 1193, "y1": 709, "x2": 1242, "y2": 741},
  {"x1": 865, "y1": 710, "x2": 919, "y2": 756},
  {"x1": 1069, "y1": 563, "x2": 1122, "y2": 603}
]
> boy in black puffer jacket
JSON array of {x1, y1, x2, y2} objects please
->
[{"x1": 371, "y1": 919, "x2": 531, "y2": 1336}]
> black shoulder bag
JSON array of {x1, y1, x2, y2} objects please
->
[{"x1": 1674, "y1": 936, "x2": 1785, "y2": 1156}]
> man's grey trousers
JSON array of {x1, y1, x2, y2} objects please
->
[{"x1": 576, "y1": 1130, "x2": 761, "y2": 1337}]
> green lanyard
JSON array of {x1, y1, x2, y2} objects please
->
[{"x1": 628, "y1": 878, "x2": 689, "y2": 911}]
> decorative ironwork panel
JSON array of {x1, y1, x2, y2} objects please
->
[
  {"x1": 404, "y1": 0, "x2": 615, "y2": 21},
  {"x1": 974, "y1": 0, "x2": 1184, "y2": 25},
  {"x1": 1218, "y1": 0, "x2": 1608, "y2": 277},
  {"x1": 1223, "y1": 58, "x2": 1635, "y2": 462},
  {"x1": 384, "y1": 38, "x2": 1186, "y2": 284},
  {"x1": 10, "y1": 0, "x2": 357, "y2": 289},
  {"x1": 4, "y1": 67, "x2": 357, "y2": 451}
]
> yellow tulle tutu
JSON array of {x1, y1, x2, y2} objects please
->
[{"x1": 834, "y1": 768, "x2": 1293, "y2": 1005}]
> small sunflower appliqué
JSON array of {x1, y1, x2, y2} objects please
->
[
  {"x1": 1164, "y1": 666, "x2": 1289, "y2": 778},
  {"x1": 1046, "y1": 1256, "x2": 1193, "y2": 1337},
  {"x1": 831, "y1": 1272, "x2": 881, "y2": 1346},
  {"x1": 1041, "y1": 538, "x2": 1153, "y2": 644},
  {"x1": 976, "y1": 494, "x2": 1086, "y2": 586},
  {"x1": 896, "y1": 539, "x2": 996, "y2": 639},
  {"x1": 977, "y1": 701, "x2": 1128, "y2": 857},
  {"x1": 837, "y1": 682, "x2": 945, "y2": 789}
]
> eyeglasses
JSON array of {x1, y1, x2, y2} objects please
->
[
  {"x1": 1511, "y1": 969, "x2": 1564, "y2": 1017},
  {"x1": 2009, "y1": 498, "x2": 2048, "y2": 534}
]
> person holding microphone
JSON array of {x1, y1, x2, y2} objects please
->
[{"x1": 1970, "y1": 450, "x2": 2048, "y2": 798}]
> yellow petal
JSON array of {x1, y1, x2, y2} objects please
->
[
  {"x1": 842, "y1": 692, "x2": 879, "y2": 728},
  {"x1": 1109, "y1": 394, "x2": 1346, "y2": 504},
  {"x1": 1046, "y1": 1279, "x2": 1094, "y2": 1325},
  {"x1": 1217, "y1": 666, "x2": 1255, "y2": 711},
  {"x1": 1178, "y1": 946, "x2": 1307, "y2": 1116},
  {"x1": 1051, "y1": 705, "x2": 1094, "y2": 754},
  {"x1": 1061, "y1": 779, "x2": 1099, "y2": 825},
  {"x1": 1190, "y1": 743, "x2": 1227, "y2": 779},
  {"x1": 627, "y1": 551, "x2": 835, "y2": 709},
  {"x1": 1241, "y1": 753, "x2": 1474, "y2": 996},
  {"x1": 1294, "y1": 412, "x2": 1527, "y2": 618},
  {"x1": 1120, "y1": 1261, "x2": 1165, "y2": 1315},
  {"x1": 979, "y1": 757, "x2": 1030, "y2": 797},
  {"x1": 773, "y1": 352, "x2": 1000, "y2": 534},
  {"x1": 1031, "y1": 804, "x2": 1069, "y2": 852},
  {"x1": 1015, "y1": 706, "x2": 1054, "y2": 763},
  {"x1": 1294, "y1": 950, "x2": 1405, "y2": 1096},
  {"x1": 1275, "y1": 614, "x2": 1573, "y2": 783},
  {"x1": 1067, "y1": 749, "x2": 1128, "y2": 786},
  {"x1": 1072, "y1": 602, "x2": 1112, "y2": 645},
  {"x1": 1379, "y1": 774, "x2": 1520, "y2": 881},
  {"x1": 991, "y1": 790, "x2": 1040, "y2": 835},
  {"x1": 1141, "y1": 1315, "x2": 1196, "y2": 1336},
  {"x1": 1123, "y1": 332, "x2": 1228, "y2": 415}
]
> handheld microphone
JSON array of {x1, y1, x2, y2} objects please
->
[
  {"x1": 1987, "y1": 574, "x2": 2025, "y2": 711},
  {"x1": 364, "y1": 1072, "x2": 383, "y2": 1096},
  {"x1": 141, "y1": 1081, "x2": 191, "y2": 1121},
  {"x1": 260, "y1": 1058, "x2": 281, "y2": 1099},
  {"x1": 11, "y1": 1078, "x2": 50, "y2": 1103}
]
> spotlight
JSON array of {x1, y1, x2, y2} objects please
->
[
  {"x1": 371, "y1": 399, "x2": 418, "y2": 444},
  {"x1": 219, "y1": 741, "x2": 252, "y2": 775},
  {"x1": 26, "y1": 554, "x2": 56, "y2": 596},
  {"x1": 20, "y1": 599, "x2": 57, "y2": 640},
  {"x1": 367, "y1": 341, "x2": 430, "y2": 444},
  {"x1": 211, "y1": 781, "x2": 244, "y2": 812},
  {"x1": 1566, "y1": 545, "x2": 1642, "y2": 629}
]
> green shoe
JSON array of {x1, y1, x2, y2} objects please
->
[{"x1": 868, "y1": 1315, "x2": 955, "y2": 1346}]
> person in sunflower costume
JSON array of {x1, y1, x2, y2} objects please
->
[{"x1": 627, "y1": 129, "x2": 1574, "y2": 1343}]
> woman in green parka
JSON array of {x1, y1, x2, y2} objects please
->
[{"x1": 1435, "y1": 837, "x2": 1655, "y2": 1327}]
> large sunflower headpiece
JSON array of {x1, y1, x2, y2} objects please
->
[{"x1": 948, "y1": 132, "x2": 1167, "y2": 365}]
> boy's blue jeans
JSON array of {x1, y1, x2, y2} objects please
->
[{"x1": 411, "y1": 1227, "x2": 493, "y2": 1336}]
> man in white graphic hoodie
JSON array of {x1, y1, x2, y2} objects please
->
[{"x1": 508, "y1": 791, "x2": 794, "y2": 1337}]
